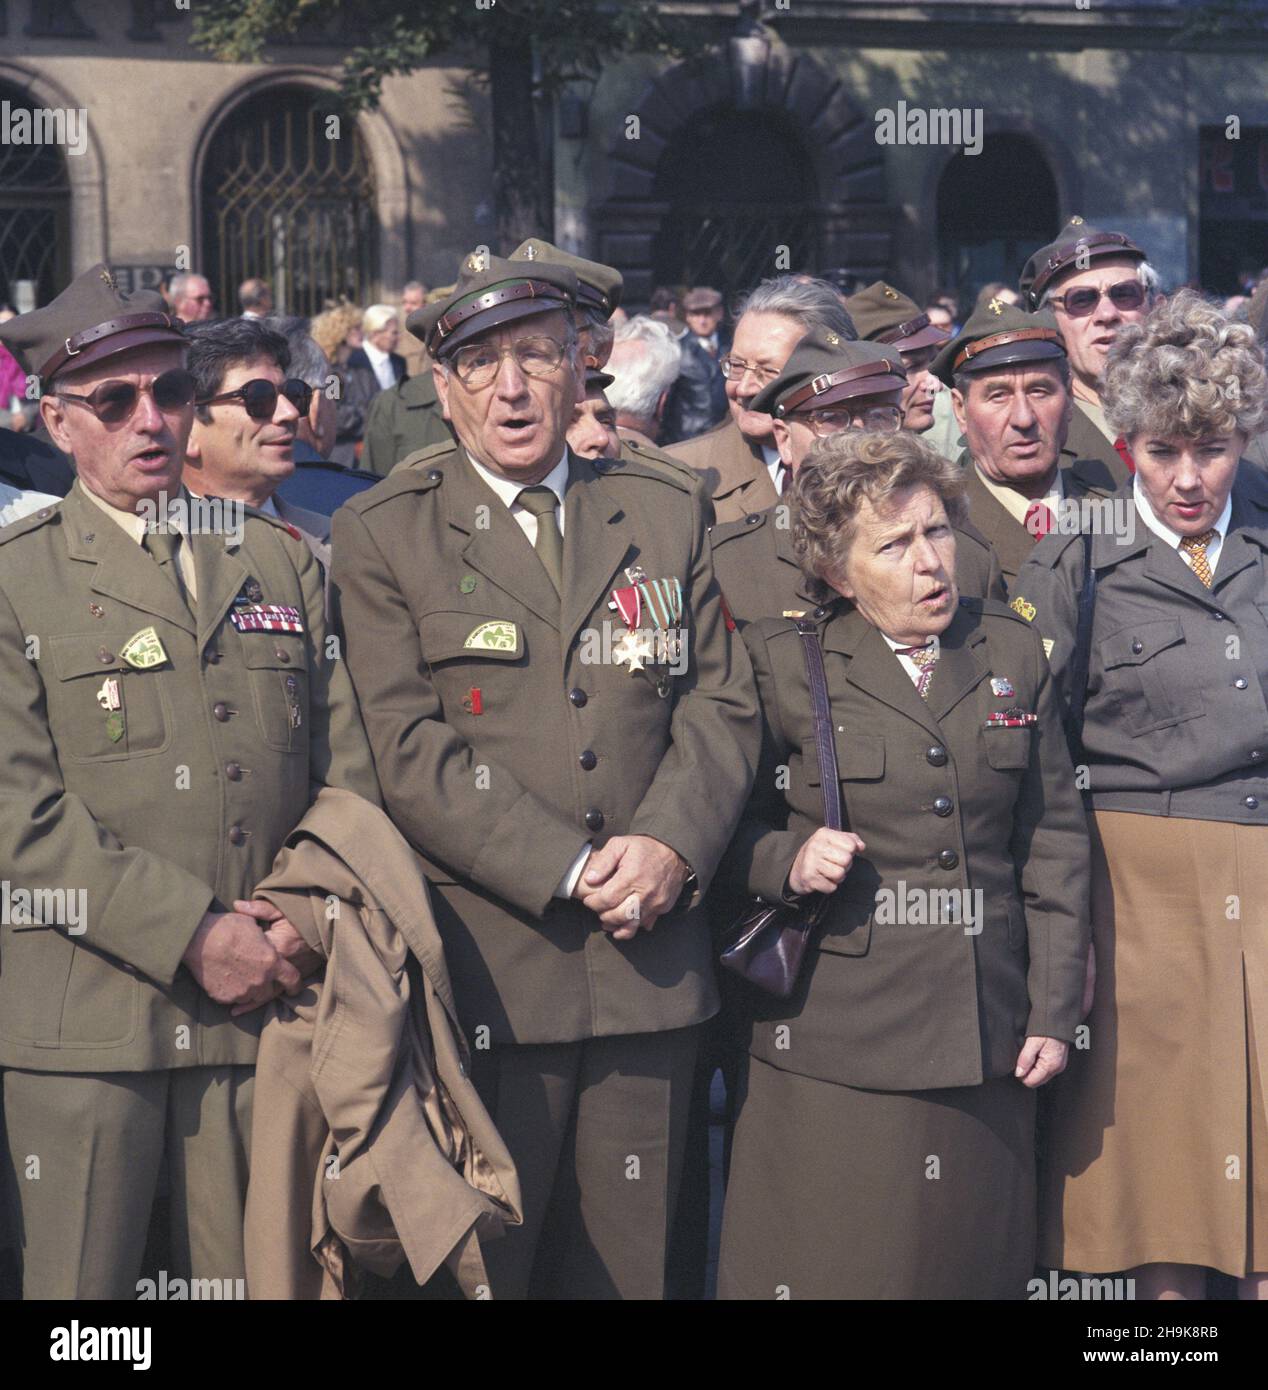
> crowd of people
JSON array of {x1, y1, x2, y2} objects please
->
[{"x1": 0, "y1": 217, "x2": 1264, "y2": 1302}]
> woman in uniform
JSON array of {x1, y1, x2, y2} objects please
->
[
  {"x1": 1020, "y1": 291, "x2": 1268, "y2": 1300},
  {"x1": 717, "y1": 429, "x2": 1089, "y2": 1299}
]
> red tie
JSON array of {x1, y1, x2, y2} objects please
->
[
  {"x1": 1113, "y1": 436, "x2": 1136, "y2": 475},
  {"x1": 1024, "y1": 500, "x2": 1054, "y2": 540}
]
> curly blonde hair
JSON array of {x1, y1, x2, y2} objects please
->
[
  {"x1": 792, "y1": 430, "x2": 968, "y2": 599},
  {"x1": 1102, "y1": 289, "x2": 1268, "y2": 440},
  {"x1": 310, "y1": 303, "x2": 363, "y2": 361}
]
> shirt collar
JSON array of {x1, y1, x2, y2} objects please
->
[
  {"x1": 973, "y1": 461, "x2": 1063, "y2": 527},
  {"x1": 363, "y1": 340, "x2": 389, "y2": 367},
  {"x1": 466, "y1": 449, "x2": 569, "y2": 509},
  {"x1": 882, "y1": 632, "x2": 941, "y2": 656},
  {"x1": 77, "y1": 479, "x2": 188, "y2": 544},
  {"x1": 1132, "y1": 475, "x2": 1233, "y2": 550}
]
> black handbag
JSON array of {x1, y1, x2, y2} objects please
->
[{"x1": 720, "y1": 619, "x2": 844, "y2": 998}]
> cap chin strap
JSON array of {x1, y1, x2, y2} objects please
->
[
  {"x1": 39, "y1": 311, "x2": 176, "y2": 383},
  {"x1": 432, "y1": 280, "x2": 571, "y2": 350},
  {"x1": 952, "y1": 327, "x2": 1063, "y2": 372}
]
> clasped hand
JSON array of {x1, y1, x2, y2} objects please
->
[
  {"x1": 181, "y1": 898, "x2": 324, "y2": 1016},
  {"x1": 573, "y1": 835, "x2": 689, "y2": 941}
]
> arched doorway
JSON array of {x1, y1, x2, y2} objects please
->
[
  {"x1": 0, "y1": 78, "x2": 71, "y2": 308},
  {"x1": 652, "y1": 106, "x2": 818, "y2": 304},
  {"x1": 200, "y1": 86, "x2": 378, "y2": 318},
  {"x1": 937, "y1": 133, "x2": 1058, "y2": 307}
]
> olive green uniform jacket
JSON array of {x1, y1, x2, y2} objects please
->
[
  {"x1": 0, "y1": 485, "x2": 378, "y2": 1072},
  {"x1": 722, "y1": 598, "x2": 1090, "y2": 1092},
  {"x1": 709, "y1": 504, "x2": 1006, "y2": 632},
  {"x1": 1015, "y1": 467, "x2": 1268, "y2": 823},
  {"x1": 667, "y1": 418, "x2": 777, "y2": 524},
  {"x1": 331, "y1": 441, "x2": 760, "y2": 1046},
  {"x1": 361, "y1": 372, "x2": 454, "y2": 477}
]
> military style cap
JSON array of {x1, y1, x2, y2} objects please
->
[
  {"x1": 411, "y1": 252, "x2": 578, "y2": 358},
  {"x1": 509, "y1": 238, "x2": 622, "y2": 316},
  {"x1": 0, "y1": 262, "x2": 184, "y2": 388},
  {"x1": 1019, "y1": 216, "x2": 1145, "y2": 310},
  {"x1": 585, "y1": 367, "x2": 615, "y2": 392},
  {"x1": 683, "y1": 287, "x2": 724, "y2": 313},
  {"x1": 845, "y1": 280, "x2": 951, "y2": 352},
  {"x1": 750, "y1": 327, "x2": 906, "y2": 418},
  {"x1": 930, "y1": 298, "x2": 1065, "y2": 386}
]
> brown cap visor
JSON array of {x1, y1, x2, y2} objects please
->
[
  {"x1": 876, "y1": 313, "x2": 949, "y2": 352},
  {"x1": 40, "y1": 311, "x2": 182, "y2": 384},
  {"x1": 776, "y1": 359, "x2": 908, "y2": 416},
  {"x1": 952, "y1": 327, "x2": 1064, "y2": 372}
]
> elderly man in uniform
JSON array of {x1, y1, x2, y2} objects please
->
[
  {"x1": 846, "y1": 280, "x2": 951, "y2": 435},
  {"x1": 710, "y1": 328, "x2": 1006, "y2": 633},
  {"x1": 566, "y1": 367, "x2": 622, "y2": 462},
  {"x1": 0, "y1": 266, "x2": 377, "y2": 1299},
  {"x1": 1020, "y1": 217, "x2": 1158, "y2": 477},
  {"x1": 930, "y1": 297, "x2": 1128, "y2": 592},
  {"x1": 667, "y1": 276, "x2": 857, "y2": 521},
  {"x1": 331, "y1": 253, "x2": 759, "y2": 1300}
]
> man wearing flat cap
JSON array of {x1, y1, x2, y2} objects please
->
[
  {"x1": 683, "y1": 287, "x2": 730, "y2": 361},
  {"x1": 931, "y1": 296, "x2": 1127, "y2": 591},
  {"x1": 0, "y1": 265, "x2": 377, "y2": 1297},
  {"x1": 846, "y1": 280, "x2": 951, "y2": 436},
  {"x1": 711, "y1": 328, "x2": 1005, "y2": 634},
  {"x1": 331, "y1": 251, "x2": 759, "y2": 1299},
  {"x1": 1020, "y1": 216, "x2": 1159, "y2": 478}
]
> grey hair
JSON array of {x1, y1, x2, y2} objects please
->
[
  {"x1": 1102, "y1": 288, "x2": 1268, "y2": 440},
  {"x1": 402, "y1": 280, "x2": 425, "y2": 296},
  {"x1": 1039, "y1": 258, "x2": 1161, "y2": 310},
  {"x1": 606, "y1": 316, "x2": 683, "y2": 419},
  {"x1": 168, "y1": 271, "x2": 208, "y2": 302},
  {"x1": 260, "y1": 316, "x2": 331, "y2": 389},
  {"x1": 792, "y1": 429, "x2": 968, "y2": 601},
  {"x1": 362, "y1": 303, "x2": 399, "y2": 335},
  {"x1": 734, "y1": 274, "x2": 857, "y2": 341}
]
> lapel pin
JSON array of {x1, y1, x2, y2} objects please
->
[
  {"x1": 990, "y1": 676, "x2": 1014, "y2": 697},
  {"x1": 462, "y1": 687, "x2": 484, "y2": 716}
]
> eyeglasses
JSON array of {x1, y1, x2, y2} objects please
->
[
  {"x1": 56, "y1": 368, "x2": 196, "y2": 424},
  {"x1": 1048, "y1": 280, "x2": 1147, "y2": 318},
  {"x1": 793, "y1": 404, "x2": 904, "y2": 436},
  {"x1": 451, "y1": 336, "x2": 570, "y2": 388},
  {"x1": 720, "y1": 355, "x2": 780, "y2": 385},
  {"x1": 196, "y1": 377, "x2": 314, "y2": 419}
]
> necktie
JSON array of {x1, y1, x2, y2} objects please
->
[
  {"x1": 143, "y1": 527, "x2": 193, "y2": 610},
  {"x1": 778, "y1": 463, "x2": 792, "y2": 496},
  {"x1": 1024, "y1": 500, "x2": 1054, "y2": 540},
  {"x1": 895, "y1": 642, "x2": 939, "y2": 699},
  {"x1": 1179, "y1": 529, "x2": 1218, "y2": 588},
  {"x1": 516, "y1": 486, "x2": 563, "y2": 593}
]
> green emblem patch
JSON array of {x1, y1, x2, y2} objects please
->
[
  {"x1": 120, "y1": 626, "x2": 169, "y2": 670},
  {"x1": 463, "y1": 621, "x2": 518, "y2": 652}
]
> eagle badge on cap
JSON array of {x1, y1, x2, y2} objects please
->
[
  {"x1": 988, "y1": 297, "x2": 1005, "y2": 316},
  {"x1": 826, "y1": 332, "x2": 839, "y2": 346},
  {"x1": 523, "y1": 244, "x2": 537, "y2": 260},
  {"x1": 882, "y1": 286, "x2": 899, "y2": 300},
  {"x1": 99, "y1": 268, "x2": 119, "y2": 292},
  {"x1": 1070, "y1": 215, "x2": 1084, "y2": 225},
  {"x1": 465, "y1": 250, "x2": 488, "y2": 272}
]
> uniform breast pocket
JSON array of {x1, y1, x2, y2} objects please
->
[
  {"x1": 48, "y1": 635, "x2": 171, "y2": 762},
  {"x1": 241, "y1": 634, "x2": 308, "y2": 752},
  {"x1": 1100, "y1": 618, "x2": 1204, "y2": 735},
  {"x1": 983, "y1": 726, "x2": 1032, "y2": 771},
  {"x1": 418, "y1": 610, "x2": 526, "y2": 713},
  {"x1": 803, "y1": 731, "x2": 885, "y2": 785}
]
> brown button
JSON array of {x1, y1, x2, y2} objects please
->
[
  {"x1": 274, "y1": 648, "x2": 290, "y2": 662},
  {"x1": 584, "y1": 808, "x2": 605, "y2": 832},
  {"x1": 228, "y1": 825, "x2": 246, "y2": 845},
  {"x1": 225, "y1": 762, "x2": 242, "y2": 781},
  {"x1": 933, "y1": 796, "x2": 953, "y2": 817},
  {"x1": 205, "y1": 649, "x2": 222, "y2": 665},
  {"x1": 938, "y1": 849, "x2": 958, "y2": 870},
  {"x1": 579, "y1": 749, "x2": 597, "y2": 770},
  {"x1": 98, "y1": 647, "x2": 114, "y2": 663},
  {"x1": 213, "y1": 701, "x2": 230, "y2": 722}
]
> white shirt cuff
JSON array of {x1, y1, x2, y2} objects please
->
[{"x1": 556, "y1": 844, "x2": 593, "y2": 899}]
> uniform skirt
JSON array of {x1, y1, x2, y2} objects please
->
[
  {"x1": 717, "y1": 1054, "x2": 1037, "y2": 1300},
  {"x1": 1039, "y1": 812, "x2": 1268, "y2": 1277}
]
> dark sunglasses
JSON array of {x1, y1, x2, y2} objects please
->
[
  {"x1": 1048, "y1": 279, "x2": 1147, "y2": 318},
  {"x1": 196, "y1": 377, "x2": 313, "y2": 420},
  {"x1": 56, "y1": 368, "x2": 196, "y2": 424}
]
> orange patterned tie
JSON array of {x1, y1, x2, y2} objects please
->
[
  {"x1": 896, "y1": 642, "x2": 939, "y2": 699},
  {"x1": 1179, "y1": 529, "x2": 1218, "y2": 588}
]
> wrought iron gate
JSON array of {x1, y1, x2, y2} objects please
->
[{"x1": 0, "y1": 84, "x2": 71, "y2": 308}]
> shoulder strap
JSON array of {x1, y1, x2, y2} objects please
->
[
  {"x1": 795, "y1": 619, "x2": 843, "y2": 831},
  {"x1": 1065, "y1": 528, "x2": 1099, "y2": 763}
]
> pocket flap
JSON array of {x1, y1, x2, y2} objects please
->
[
  {"x1": 50, "y1": 634, "x2": 129, "y2": 681},
  {"x1": 420, "y1": 611, "x2": 525, "y2": 664},
  {"x1": 1101, "y1": 618, "x2": 1185, "y2": 669},
  {"x1": 984, "y1": 726, "x2": 1032, "y2": 770},
  {"x1": 239, "y1": 632, "x2": 308, "y2": 671}
]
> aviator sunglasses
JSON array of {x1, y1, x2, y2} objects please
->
[
  {"x1": 196, "y1": 377, "x2": 314, "y2": 419},
  {"x1": 56, "y1": 368, "x2": 196, "y2": 424},
  {"x1": 1047, "y1": 279, "x2": 1147, "y2": 318}
]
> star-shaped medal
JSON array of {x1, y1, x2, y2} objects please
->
[{"x1": 613, "y1": 629, "x2": 655, "y2": 673}]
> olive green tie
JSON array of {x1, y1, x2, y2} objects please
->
[
  {"x1": 516, "y1": 486, "x2": 563, "y2": 594},
  {"x1": 144, "y1": 527, "x2": 193, "y2": 611}
]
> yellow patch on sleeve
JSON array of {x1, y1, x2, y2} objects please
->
[{"x1": 1009, "y1": 595, "x2": 1036, "y2": 622}]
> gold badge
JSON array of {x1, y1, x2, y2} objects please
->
[
  {"x1": 882, "y1": 285, "x2": 899, "y2": 300},
  {"x1": 120, "y1": 626, "x2": 169, "y2": 669},
  {"x1": 825, "y1": 332, "x2": 839, "y2": 346},
  {"x1": 463, "y1": 620, "x2": 518, "y2": 652},
  {"x1": 99, "y1": 267, "x2": 118, "y2": 292},
  {"x1": 1009, "y1": 596, "x2": 1036, "y2": 623},
  {"x1": 1070, "y1": 215, "x2": 1084, "y2": 225},
  {"x1": 988, "y1": 297, "x2": 1005, "y2": 316},
  {"x1": 465, "y1": 251, "x2": 484, "y2": 273}
]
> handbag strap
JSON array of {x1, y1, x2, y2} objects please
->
[
  {"x1": 794, "y1": 619, "x2": 843, "y2": 831},
  {"x1": 1065, "y1": 528, "x2": 1099, "y2": 768}
]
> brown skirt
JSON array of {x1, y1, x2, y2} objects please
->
[
  {"x1": 1039, "y1": 812, "x2": 1268, "y2": 1277},
  {"x1": 717, "y1": 1055, "x2": 1036, "y2": 1300}
]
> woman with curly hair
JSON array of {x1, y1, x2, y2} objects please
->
[
  {"x1": 310, "y1": 302, "x2": 367, "y2": 464},
  {"x1": 1020, "y1": 290, "x2": 1268, "y2": 1299}
]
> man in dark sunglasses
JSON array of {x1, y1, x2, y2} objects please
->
[
  {"x1": 1020, "y1": 217, "x2": 1158, "y2": 479},
  {"x1": 0, "y1": 264, "x2": 377, "y2": 1299},
  {"x1": 184, "y1": 317, "x2": 332, "y2": 585}
]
